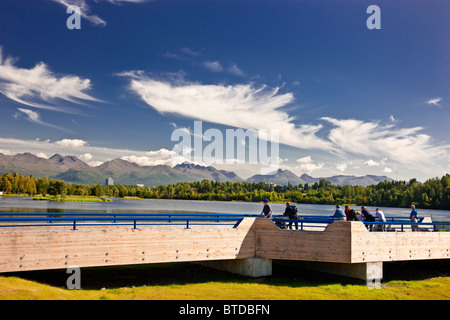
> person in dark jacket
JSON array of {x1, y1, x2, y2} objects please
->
[
  {"x1": 348, "y1": 208, "x2": 358, "y2": 221},
  {"x1": 284, "y1": 202, "x2": 298, "y2": 230},
  {"x1": 259, "y1": 199, "x2": 272, "y2": 218},
  {"x1": 361, "y1": 206, "x2": 375, "y2": 231}
]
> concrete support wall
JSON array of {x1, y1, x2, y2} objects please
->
[{"x1": 196, "y1": 258, "x2": 272, "y2": 278}]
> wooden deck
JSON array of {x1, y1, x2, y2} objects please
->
[{"x1": 1, "y1": 217, "x2": 449, "y2": 276}]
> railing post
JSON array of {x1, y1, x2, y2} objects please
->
[
  {"x1": 72, "y1": 220, "x2": 77, "y2": 231},
  {"x1": 113, "y1": 215, "x2": 117, "y2": 223},
  {"x1": 133, "y1": 219, "x2": 137, "y2": 230},
  {"x1": 49, "y1": 214, "x2": 53, "y2": 224},
  {"x1": 186, "y1": 219, "x2": 190, "y2": 229}
]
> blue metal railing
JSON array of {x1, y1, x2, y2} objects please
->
[
  {"x1": 0, "y1": 213, "x2": 258, "y2": 230},
  {"x1": 0, "y1": 212, "x2": 448, "y2": 232},
  {"x1": 362, "y1": 221, "x2": 450, "y2": 232}
]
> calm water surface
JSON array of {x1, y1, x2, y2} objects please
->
[{"x1": 0, "y1": 197, "x2": 449, "y2": 221}]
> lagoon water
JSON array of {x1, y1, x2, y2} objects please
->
[{"x1": 1, "y1": 197, "x2": 450, "y2": 221}]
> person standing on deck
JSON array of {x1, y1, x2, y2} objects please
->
[
  {"x1": 375, "y1": 208, "x2": 387, "y2": 231},
  {"x1": 260, "y1": 199, "x2": 272, "y2": 218},
  {"x1": 361, "y1": 206, "x2": 375, "y2": 231},
  {"x1": 284, "y1": 202, "x2": 299, "y2": 230},
  {"x1": 410, "y1": 204, "x2": 418, "y2": 231}
]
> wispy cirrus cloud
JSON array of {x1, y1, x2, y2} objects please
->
[
  {"x1": 427, "y1": 97, "x2": 443, "y2": 107},
  {"x1": 0, "y1": 47, "x2": 99, "y2": 112},
  {"x1": 229, "y1": 63, "x2": 246, "y2": 77},
  {"x1": 321, "y1": 117, "x2": 449, "y2": 170},
  {"x1": 51, "y1": 0, "x2": 106, "y2": 26},
  {"x1": 14, "y1": 108, "x2": 71, "y2": 132},
  {"x1": 203, "y1": 61, "x2": 223, "y2": 72},
  {"x1": 51, "y1": 0, "x2": 151, "y2": 26},
  {"x1": 118, "y1": 71, "x2": 332, "y2": 151}
]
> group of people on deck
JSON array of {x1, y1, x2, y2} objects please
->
[
  {"x1": 332, "y1": 205, "x2": 386, "y2": 223},
  {"x1": 259, "y1": 199, "x2": 420, "y2": 232}
]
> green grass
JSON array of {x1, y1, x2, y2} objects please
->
[
  {"x1": 1, "y1": 261, "x2": 450, "y2": 300},
  {"x1": 32, "y1": 196, "x2": 112, "y2": 202}
]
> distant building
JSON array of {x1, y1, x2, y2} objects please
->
[
  {"x1": 136, "y1": 184, "x2": 145, "y2": 188},
  {"x1": 105, "y1": 178, "x2": 114, "y2": 186}
]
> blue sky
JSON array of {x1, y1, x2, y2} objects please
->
[{"x1": 0, "y1": 0, "x2": 449, "y2": 181}]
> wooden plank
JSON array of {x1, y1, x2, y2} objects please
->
[{"x1": 0, "y1": 218, "x2": 257, "y2": 273}]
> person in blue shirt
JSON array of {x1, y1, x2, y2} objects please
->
[
  {"x1": 333, "y1": 205, "x2": 346, "y2": 221},
  {"x1": 410, "y1": 204, "x2": 418, "y2": 231},
  {"x1": 259, "y1": 199, "x2": 272, "y2": 218}
]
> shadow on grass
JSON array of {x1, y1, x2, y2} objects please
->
[
  {"x1": 383, "y1": 259, "x2": 450, "y2": 281},
  {"x1": 4, "y1": 262, "x2": 363, "y2": 290},
  {"x1": 4, "y1": 259, "x2": 450, "y2": 290}
]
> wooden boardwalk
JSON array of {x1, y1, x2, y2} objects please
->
[{"x1": 1, "y1": 215, "x2": 449, "y2": 284}]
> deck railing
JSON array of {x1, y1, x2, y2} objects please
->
[{"x1": 0, "y1": 212, "x2": 448, "y2": 231}]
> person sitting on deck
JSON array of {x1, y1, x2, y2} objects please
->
[
  {"x1": 344, "y1": 205, "x2": 352, "y2": 221},
  {"x1": 410, "y1": 204, "x2": 419, "y2": 231},
  {"x1": 332, "y1": 205, "x2": 346, "y2": 221},
  {"x1": 259, "y1": 199, "x2": 272, "y2": 219},
  {"x1": 347, "y1": 208, "x2": 358, "y2": 221},
  {"x1": 356, "y1": 211, "x2": 364, "y2": 222},
  {"x1": 283, "y1": 202, "x2": 299, "y2": 230}
]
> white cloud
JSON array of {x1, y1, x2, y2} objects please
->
[
  {"x1": 203, "y1": 61, "x2": 223, "y2": 72},
  {"x1": 52, "y1": 0, "x2": 106, "y2": 26},
  {"x1": 296, "y1": 156, "x2": 312, "y2": 163},
  {"x1": 293, "y1": 156, "x2": 324, "y2": 175},
  {"x1": 364, "y1": 159, "x2": 380, "y2": 166},
  {"x1": 119, "y1": 72, "x2": 331, "y2": 151},
  {"x1": 50, "y1": 0, "x2": 150, "y2": 26},
  {"x1": 336, "y1": 163, "x2": 348, "y2": 172},
  {"x1": 87, "y1": 161, "x2": 104, "y2": 167},
  {"x1": 79, "y1": 153, "x2": 93, "y2": 161},
  {"x1": 0, "y1": 48, "x2": 98, "y2": 111},
  {"x1": 296, "y1": 162, "x2": 324, "y2": 175},
  {"x1": 383, "y1": 167, "x2": 393, "y2": 173},
  {"x1": 14, "y1": 108, "x2": 70, "y2": 132},
  {"x1": 229, "y1": 64, "x2": 245, "y2": 77},
  {"x1": 180, "y1": 47, "x2": 202, "y2": 57},
  {"x1": 55, "y1": 139, "x2": 88, "y2": 148},
  {"x1": 35, "y1": 152, "x2": 49, "y2": 159},
  {"x1": 427, "y1": 97, "x2": 442, "y2": 107},
  {"x1": 121, "y1": 148, "x2": 180, "y2": 166},
  {"x1": 17, "y1": 108, "x2": 40, "y2": 122},
  {"x1": 321, "y1": 117, "x2": 448, "y2": 169},
  {"x1": 0, "y1": 149, "x2": 16, "y2": 156}
]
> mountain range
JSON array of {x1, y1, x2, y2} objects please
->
[{"x1": 0, "y1": 153, "x2": 393, "y2": 187}]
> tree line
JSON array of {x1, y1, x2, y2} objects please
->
[{"x1": 1, "y1": 172, "x2": 449, "y2": 210}]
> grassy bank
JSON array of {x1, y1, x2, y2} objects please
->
[
  {"x1": 32, "y1": 196, "x2": 112, "y2": 202},
  {"x1": 1, "y1": 261, "x2": 450, "y2": 300}
]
